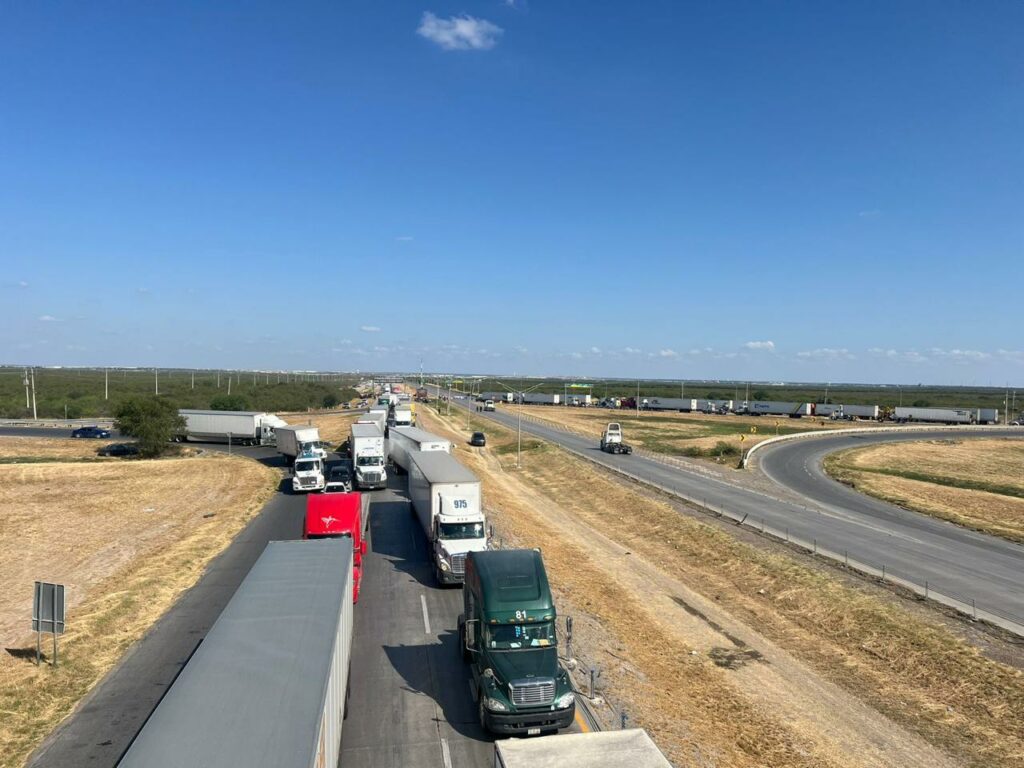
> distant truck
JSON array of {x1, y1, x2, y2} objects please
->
[
  {"x1": 747, "y1": 401, "x2": 812, "y2": 417},
  {"x1": 175, "y1": 410, "x2": 286, "y2": 446},
  {"x1": 518, "y1": 392, "x2": 560, "y2": 405},
  {"x1": 276, "y1": 425, "x2": 327, "y2": 465},
  {"x1": 393, "y1": 406, "x2": 414, "y2": 427},
  {"x1": 117, "y1": 539, "x2": 353, "y2": 768},
  {"x1": 459, "y1": 549, "x2": 575, "y2": 735},
  {"x1": 892, "y1": 407, "x2": 976, "y2": 425},
  {"x1": 483, "y1": 400, "x2": 496, "y2": 412},
  {"x1": 494, "y1": 729, "x2": 672, "y2": 768},
  {"x1": 292, "y1": 449, "x2": 326, "y2": 493},
  {"x1": 350, "y1": 423, "x2": 388, "y2": 490},
  {"x1": 600, "y1": 422, "x2": 632, "y2": 454},
  {"x1": 389, "y1": 426, "x2": 451, "y2": 474},
  {"x1": 415, "y1": 387, "x2": 430, "y2": 402},
  {"x1": 408, "y1": 451, "x2": 487, "y2": 584},
  {"x1": 304, "y1": 492, "x2": 366, "y2": 602}
]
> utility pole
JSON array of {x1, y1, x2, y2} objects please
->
[
  {"x1": 23, "y1": 369, "x2": 30, "y2": 409},
  {"x1": 228, "y1": 375, "x2": 232, "y2": 395},
  {"x1": 191, "y1": 371, "x2": 195, "y2": 390},
  {"x1": 636, "y1": 380, "x2": 640, "y2": 416},
  {"x1": 155, "y1": 368, "x2": 159, "y2": 395},
  {"x1": 30, "y1": 368, "x2": 37, "y2": 420},
  {"x1": 217, "y1": 371, "x2": 221, "y2": 388},
  {"x1": 105, "y1": 368, "x2": 109, "y2": 400}
]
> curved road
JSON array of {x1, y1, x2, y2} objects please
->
[{"x1": 429, "y1": 390, "x2": 1024, "y2": 634}]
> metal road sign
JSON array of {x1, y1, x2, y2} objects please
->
[{"x1": 33, "y1": 581, "x2": 65, "y2": 635}]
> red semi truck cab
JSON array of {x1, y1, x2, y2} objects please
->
[{"x1": 303, "y1": 492, "x2": 366, "y2": 602}]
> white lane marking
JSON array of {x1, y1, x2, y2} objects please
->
[
  {"x1": 440, "y1": 738, "x2": 453, "y2": 768},
  {"x1": 420, "y1": 594, "x2": 431, "y2": 635}
]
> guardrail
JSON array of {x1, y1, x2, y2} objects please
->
[{"x1": 0, "y1": 418, "x2": 116, "y2": 428}]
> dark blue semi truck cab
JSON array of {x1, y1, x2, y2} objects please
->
[{"x1": 459, "y1": 549, "x2": 575, "y2": 735}]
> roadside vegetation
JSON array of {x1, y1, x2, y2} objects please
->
[
  {"x1": 421, "y1": 408, "x2": 1024, "y2": 768},
  {"x1": 0, "y1": 437, "x2": 279, "y2": 768},
  {"x1": 826, "y1": 438, "x2": 1024, "y2": 543},
  {"x1": 0, "y1": 366, "x2": 359, "y2": 419}
]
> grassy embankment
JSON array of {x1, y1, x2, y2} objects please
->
[
  {"x1": 0, "y1": 437, "x2": 279, "y2": 768},
  {"x1": 421, "y1": 404, "x2": 1024, "y2": 768},
  {"x1": 826, "y1": 438, "x2": 1024, "y2": 543}
]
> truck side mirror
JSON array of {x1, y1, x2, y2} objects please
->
[
  {"x1": 361, "y1": 541, "x2": 368, "y2": 555},
  {"x1": 465, "y1": 619, "x2": 478, "y2": 651}
]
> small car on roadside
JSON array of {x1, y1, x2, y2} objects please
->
[
  {"x1": 470, "y1": 431, "x2": 486, "y2": 447},
  {"x1": 72, "y1": 426, "x2": 111, "y2": 439}
]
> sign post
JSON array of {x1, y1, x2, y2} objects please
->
[{"x1": 32, "y1": 581, "x2": 66, "y2": 666}]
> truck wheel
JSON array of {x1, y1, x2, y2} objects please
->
[
  {"x1": 478, "y1": 696, "x2": 487, "y2": 730},
  {"x1": 458, "y1": 617, "x2": 469, "y2": 661}
]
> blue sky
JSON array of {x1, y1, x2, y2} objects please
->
[{"x1": 2, "y1": 1, "x2": 1022, "y2": 384}]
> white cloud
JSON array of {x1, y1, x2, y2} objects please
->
[
  {"x1": 18, "y1": 280, "x2": 28, "y2": 288},
  {"x1": 624, "y1": 347, "x2": 642, "y2": 355},
  {"x1": 928, "y1": 347, "x2": 990, "y2": 362},
  {"x1": 39, "y1": 314, "x2": 60, "y2": 322},
  {"x1": 136, "y1": 287, "x2": 151, "y2": 295},
  {"x1": 796, "y1": 348, "x2": 855, "y2": 361},
  {"x1": 744, "y1": 340, "x2": 775, "y2": 351},
  {"x1": 658, "y1": 349, "x2": 678, "y2": 358},
  {"x1": 360, "y1": 325, "x2": 381, "y2": 333},
  {"x1": 568, "y1": 351, "x2": 583, "y2": 360},
  {"x1": 417, "y1": 12, "x2": 503, "y2": 51},
  {"x1": 858, "y1": 209, "x2": 881, "y2": 218},
  {"x1": 395, "y1": 236, "x2": 414, "y2": 242},
  {"x1": 514, "y1": 345, "x2": 529, "y2": 354},
  {"x1": 590, "y1": 346, "x2": 602, "y2": 355}
]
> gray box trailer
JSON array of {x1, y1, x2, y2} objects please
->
[
  {"x1": 893, "y1": 406, "x2": 975, "y2": 424},
  {"x1": 176, "y1": 410, "x2": 285, "y2": 446},
  {"x1": 640, "y1": 397, "x2": 690, "y2": 411},
  {"x1": 976, "y1": 408, "x2": 1000, "y2": 424},
  {"x1": 358, "y1": 409, "x2": 388, "y2": 434},
  {"x1": 494, "y1": 728, "x2": 671, "y2": 768},
  {"x1": 518, "y1": 392, "x2": 561, "y2": 405},
  {"x1": 118, "y1": 539, "x2": 354, "y2": 768},
  {"x1": 389, "y1": 426, "x2": 451, "y2": 474}
]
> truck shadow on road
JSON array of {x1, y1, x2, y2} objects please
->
[
  {"x1": 368, "y1": 498, "x2": 439, "y2": 589},
  {"x1": 383, "y1": 632, "x2": 492, "y2": 742}
]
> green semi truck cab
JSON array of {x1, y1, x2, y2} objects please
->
[{"x1": 459, "y1": 549, "x2": 575, "y2": 735}]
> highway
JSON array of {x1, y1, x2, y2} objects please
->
[
  {"x1": 8, "y1": 428, "x2": 581, "y2": 767},
  {"x1": 431, "y1": 391, "x2": 1024, "y2": 633}
]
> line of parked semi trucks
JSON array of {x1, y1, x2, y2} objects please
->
[
  {"x1": 120, "y1": 388, "x2": 670, "y2": 766},
  {"x1": 471, "y1": 390, "x2": 1005, "y2": 425}
]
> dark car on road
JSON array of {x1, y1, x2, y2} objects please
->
[
  {"x1": 98, "y1": 443, "x2": 139, "y2": 457},
  {"x1": 324, "y1": 466, "x2": 353, "y2": 493},
  {"x1": 470, "y1": 432, "x2": 486, "y2": 447},
  {"x1": 72, "y1": 426, "x2": 111, "y2": 439}
]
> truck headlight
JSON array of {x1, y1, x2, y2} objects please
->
[
  {"x1": 439, "y1": 560, "x2": 450, "y2": 572},
  {"x1": 555, "y1": 692, "x2": 575, "y2": 709},
  {"x1": 485, "y1": 697, "x2": 508, "y2": 712}
]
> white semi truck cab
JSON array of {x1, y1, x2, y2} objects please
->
[
  {"x1": 350, "y1": 423, "x2": 388, "y2": 490},
  {"x1": 292, "y1": 450, "x2": 326, "y2": 493}
]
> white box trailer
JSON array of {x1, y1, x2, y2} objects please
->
[
  {"x1": 482, "y1": 392, "x2": 514, "y2": 403},
  {"x1": 640, "y1": 397, "x2": 690, "y2": 411},
  {"x1": 748, "y1": 401, "x2": 812, "y2": 417},
  {"x1": 408, "y1": 451, "x2": 487, "y2": 584},
  {"x1": 351, "y1": 423, "x2": 387, "y2": 490},
  {"x1": 389, "y1": 426, "x2": 451, "y2": 474},
  {"x1": 976, "y1": 408, "x2": 1000, "y2": 424},
  {"x1": 176, "y1": 410, "x2": 285, "y2": 446},
  {"x1": 393, "y1": 406, "x2": 414, "y2": 427},
  {"x1": 118, "y1": 539, "x2": 353, "y2": 768},
  {"x1": 519, "y1": 392, "x2": 560, "y2": 405},
  {"x1": 494, "y1": 729, "x2": 671, "y2": 768},
  {"x1": 276, "y1": 425, "x2": 326, "y2": 463},
  {"x1": 358, "y1": 410, "x2": 388, "y2": 435},
  {"x1": 893, "y1": 406, "x2": 975, "y2": 424}
]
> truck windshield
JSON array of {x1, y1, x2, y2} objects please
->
[
  {"x1": 306, "y1": 533, "x2": 352, "y2": 540},
  {"x1": 486, "y1": 621, "x2": 556, "y2": 651},
  {"x1": 439, "y1": 522, "x2": 484, "y2": 540},
  {"x1": 357, "y1": 456, "x2": 383, "y2": 467},
  {"x1": 295, "y1": 461, "x2": 318, "y2": 472}
]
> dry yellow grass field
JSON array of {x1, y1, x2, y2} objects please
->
[
  {"x1": 827, "y1": 438, "x2": 1024, "y2": 543},
  {"x1": 504, "y1": 403, "x2": 882, "y2": 461},
  {"x1": 421, "y1": 406, "x2": 1024, "y2": 768},
  {"x1": 279, "y1": 410, "x2": 365, "y2": 446},
  {"x1": 0, "y1": 436, "x2": 118, "y2": 461},
  {"x1": 0, "y1": 443, "x2": 278, "y2": 768}
]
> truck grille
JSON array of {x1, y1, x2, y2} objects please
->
[
  {"x1": 299, "y1": 477, "x2": 317, "y2": 487},
  {"x1": 509, "y1": 678, "x2": 555, "y2": 707},
  {"x1": 363, "y1": 472, "x2": 381, "y2": 484},
  {"x1": 450, "y1": 553, "x2": 466, "y2": 576}
]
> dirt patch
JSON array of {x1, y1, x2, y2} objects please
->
[
  {"x1": 0, "y1": 441, "x2": 278, "y2": 768},
  {"x1": 421, "y1": 406, "x2": 1024, "y2": 768},
  {"x1": 827, "y1": 439, "x2": 1024, "y2": 542}
]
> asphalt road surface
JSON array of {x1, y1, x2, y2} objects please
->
[
  {"x1": 431, "y1": 390, "x2": 1024, "y2": 633},
  {"x1": 8, "y1": 428, "x2": 580, "y2": 768}
]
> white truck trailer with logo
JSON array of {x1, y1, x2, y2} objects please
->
[
  {"x1": 388, "y1": 426, "x2": 451, "y2": 474},
  {"x1": 276, "y1": 425, "x2": 327, "y2": 465},
  {"x1": 175, "y1": 410, "x2": 286, "y2": 446},
  {"x1": 748, "y1": 401, "x2": 812, "y2": 417},
  {"x1": 494, "y1": 729, "x2": 671, "y2": 768},
  {"x1": 408, "y1": 451, "x2": 487, "y2": 585},
  {"x1": 118, "y1": 539, "x2": 354, "y2": 768},
  {"x1": 350, "y1": 423, "x2": 387, "y2": 490}
]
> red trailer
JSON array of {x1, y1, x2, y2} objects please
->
[{"x1": 304, "y1": 492, "x2": 367, "y2": 602}]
